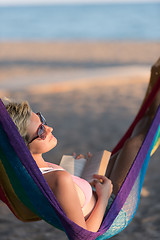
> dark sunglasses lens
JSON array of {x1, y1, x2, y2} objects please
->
[{"x1": 38, "y1": 124, "x2": 47, "y2": 140}]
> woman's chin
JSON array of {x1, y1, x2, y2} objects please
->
[{"x1": 51, "y1": 137, "x2": 57, "y2": 148}]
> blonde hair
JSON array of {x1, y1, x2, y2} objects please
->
[{"x1": 3, "y1": 98, "x2": 32, "y2": 145}]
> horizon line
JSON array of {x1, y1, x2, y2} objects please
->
[{"x1": 0, "y1": 0, "x2": 160, "y2": 7}]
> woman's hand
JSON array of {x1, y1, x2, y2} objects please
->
[
  {"x1": 91, "y1": 174, "x2": 113, "y2": 202},
  {"x1": 72, "y1": 152, "x2": 93, "y2": 160},
  {"x1": 86, "y1": 175, "x2": 113, "y2": 231}
]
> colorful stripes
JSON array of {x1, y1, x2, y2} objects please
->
[
  {"x1": 0, "y1": 154, "x2": 40, "y2": 222},
  {"x1": 100, "y1": 106, "x2": 160, "y2": 235},
  {"x1": 0, "y1": 123, "x2": 65, "y2": 231},
  {"x1": 0, "y1": 96, "x2": 160, "y2": 240},
  {"x1": 151, "y1": 125, "x2": 160, "y2": 155}
]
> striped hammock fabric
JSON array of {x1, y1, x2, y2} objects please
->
[{"x1": 0, "y1": 77, "x2": 160, "y2": 240}]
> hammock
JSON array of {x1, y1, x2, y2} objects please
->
[{"x1": 0, "y1": 77, "x2": 160, "y2": 240}]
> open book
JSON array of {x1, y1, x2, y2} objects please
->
[{"x1": 60, "y1": 150, "x2": 111, "y2": 182}]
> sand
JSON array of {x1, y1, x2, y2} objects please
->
[{"x1": 0, "y1": 41, "x2": 160, "y2": 240}]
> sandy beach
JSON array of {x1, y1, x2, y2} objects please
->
[{"x1": 0, "y1": 41, "x2": 160, "y2": 240}]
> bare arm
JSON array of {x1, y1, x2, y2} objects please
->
[
  {"x1": 86, "y1": 174, "x2": 113, "y2": 230},
  {"x1": 43, "y1": 171, "x2": 112, "y2": 232}
]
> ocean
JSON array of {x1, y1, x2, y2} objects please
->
[{"x1": 0, "y1": 2, "x2": 160, "y2": 41}]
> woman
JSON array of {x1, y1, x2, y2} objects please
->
[{"x1": 3, "y1": 58, "x2": 160, "y2": 232}]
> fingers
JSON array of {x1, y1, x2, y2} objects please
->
[
  {"x1": 93, "y1": 175, "x2": 105, "y2": 184},
  {"x1": 72, "y1": 152, "x2": 76, "y2": 158},
  {"x1": 91, "y1": 177, "x2": 113, "y2": 194},
  {"x1": 76, "y1": 154, "x2": 86, "y2": 159},
  {"x1": 72, "y1": 152, "x2": 92, "y2": 159},
  {"x1": 91, "y1": 179, "x2": 102, "y2": 187},
  {"x1": 93, "y1": 174, "x2": 113, "y2": 186},
  {"x1": 87, "y1": 152, "x2": 93, "y2": 158},
  {"x1": 72, "y1": 152, "x2": 85, "y2": 159},
  {"x1": 93, "y1": 174, "x2": 107, "y2": 181}
]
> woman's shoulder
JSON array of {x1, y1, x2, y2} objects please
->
[
  {"x1": 43, "y1": 169, "x2": 72, "y2": 191},
  {"x1": 52, "y1": 169, "x2": 72, "y2": 182}
]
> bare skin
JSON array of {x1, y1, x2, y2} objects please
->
[
  {"x1": 27, "y1": 58, "x2": 160, "y2": 232},
  {"x1": 27, "y1": 112, "x2": 113, "y2": 232},
  {"x1": 106, "y1": 57, "x2": 160, "y2": 194},
  {"x1": 106, "y1": 57, "x2": 160, "y2": 183},
  {"x1": 142, "y1": 57, "x2": 160, "y2": 104}
]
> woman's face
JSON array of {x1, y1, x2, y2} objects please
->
[{"x1": 27, "y1": 112, "x2": 57, "y2": 155}]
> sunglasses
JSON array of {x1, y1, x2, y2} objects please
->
[{"x1": 28, "y1": 112, "x2": 47, "y2": 144}]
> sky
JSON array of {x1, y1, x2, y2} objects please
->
[{"x1": 0, "y1": 0, "x2": 160, "y2": 6}]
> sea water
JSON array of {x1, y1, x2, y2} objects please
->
[{"x1": 0, "y1": 2, "x2": 159, "y2": 41}]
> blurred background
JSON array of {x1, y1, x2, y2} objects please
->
[{"x1": 0, "y1": 0, "x2": 160, "y2": 239}]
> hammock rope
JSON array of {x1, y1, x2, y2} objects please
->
[{"x1": 0, "y1": 77, "x2": 160, "y2": 239}]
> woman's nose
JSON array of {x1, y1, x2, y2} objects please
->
[{"x1": 46, "y1": 125, "x2": 53, "y2": 133}]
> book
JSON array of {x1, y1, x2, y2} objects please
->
[{"x1": 60, "y1": 150, "x2": 111, "y2": 182}]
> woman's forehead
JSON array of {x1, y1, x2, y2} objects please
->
[{"x1": 31, "y1": 112, "x2": 40, "y2": 121}]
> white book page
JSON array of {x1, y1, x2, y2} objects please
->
[
  {"x1": 60, "y1": 155, "x2": 87, "y2": 177},
  {"x1": 60, "y1": 155, "x2": 75, "y2": 175},
  {"x1": 74, "y1": 158, "x2": 87, "y2": 177},
  {"x1": 81, "y1": 159, "x2": 100, "y2": 182},
  {"x1": 81, "y1": 150, "x2": 111, "y2": 182},
  {"x1": 81, "y1": 152, "x2": 103, "y2": 182}
]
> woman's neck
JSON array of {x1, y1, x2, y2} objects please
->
[{"x1": 32, "y1": 154, "x2": 48, "y2": 168}]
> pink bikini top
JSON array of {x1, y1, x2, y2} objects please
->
[{"x1": 40, "y1": 162, "x2": 93, "y2": 209}]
